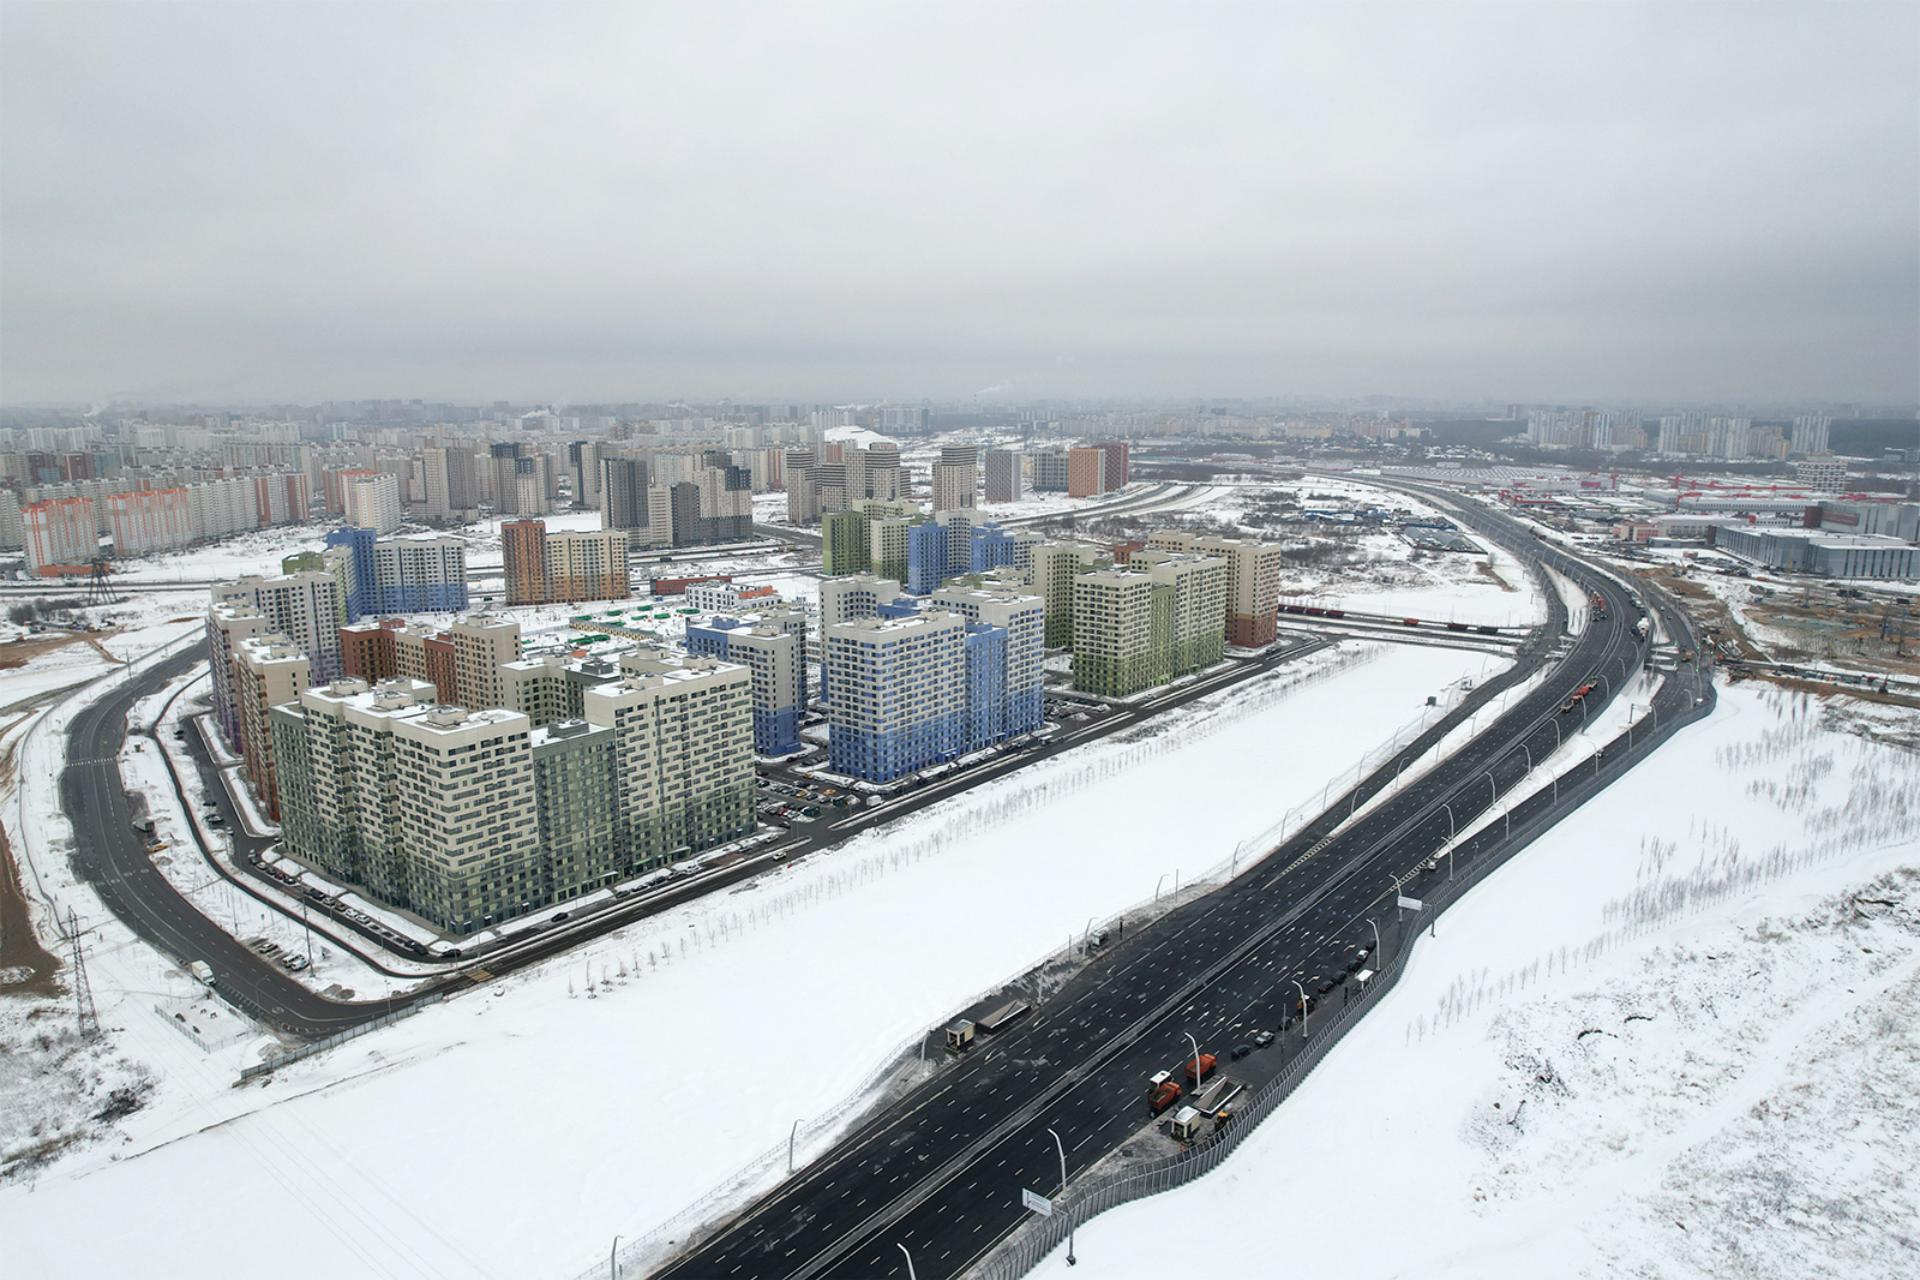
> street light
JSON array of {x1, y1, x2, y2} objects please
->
[
  {"x1": 1367, "y1": 917, "x2": 1381, "y2": 967},
  {"x1": 897, "y1": 1243, "x2": 917, "y2": 1280},
  {"x1": 1485, "y1": 771, "x2": 1497, "y2": 807},
  {"x1": 788, "y1": 1118, "x2": 801, "y2": 1174},
  {"x1": 1047, "y1": 1127, "x2": 1077, "y2": 1266},
  {"x1": 1441, "y1": 802, "x2": 1456, "y2": 841},
  {"x1": 1154, "y1": 873, "x2": 1168, "y2": 903},
  {"x1": 609, "y1": 1236, "x2": 621, "y2": 1280},
  {"x1": 1291, "y1": 981, "x2": 1309, "y2": 1039},
  {"x1": 1185, "y1": 1031, "x2": 1202, "y2": 1084}
]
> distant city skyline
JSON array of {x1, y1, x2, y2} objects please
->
[{"x1": 2, "y1": 3, "x2": 1915, "y2": 406}]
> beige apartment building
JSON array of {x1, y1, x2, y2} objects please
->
[
  {"x1": 1145, "y1": 530, "x2": 1285, "y2": 646},
  {"x1": 583, "y1": 654, "x2": 755, "y2": 868},
  {"x1": 448, "y1": 615, "x2": 521, "y2": 713},
  {"x1": 1071, "y1": 551, "x2": 1229, "y2": 698}
]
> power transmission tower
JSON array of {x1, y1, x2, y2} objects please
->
[
  {"x1": 66, "y1": 908, "x2": 99, "y2": 1038},
  {"x1": 86, "y1": 556, "x2": 119, "y2": 606}
]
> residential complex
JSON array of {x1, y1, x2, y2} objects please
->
[
  {"x1": 501, "y1": 519, "x2": 630, "y2": 605},
  {"x1": 23, "y1": 496, "x2": 99, "y2": 575},
  {"x1": 271, "y1": 646, "x2": 756, "y2": 933},
  {"x1": 686, "y1": 611, "x2": 808, "y2": 756},
  {"x1": 1145, "y1": 530, "x2": 1285, "y2": 647},
  {"x1": 1070, "y1": 551, "x2": 1229, "y2": 698}
]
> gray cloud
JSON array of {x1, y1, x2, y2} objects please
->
[{"x1": 2, "y1": 1, "x2": 1915, "y2": 405}]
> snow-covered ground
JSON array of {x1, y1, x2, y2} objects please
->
[
  {"x1": 1035, "y1": 683, "x2": 1920, "y2": 1279},
  {"x1": 0, "y1": 642, "x2": 1488, "y2": 1279}
]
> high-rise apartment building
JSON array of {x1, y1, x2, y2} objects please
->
[
  {"x1": 219, "y1": 571, "x2": 345, "y2": 682},
  {"x1": 499, "y1": 653, "x2": 626, "y2": 726},
  {"x1": 207, "y1": 603, "x2": 272, "y2": 749},
  {"x1": 825, "y1": 611, "x2": 966, "y2": 781},
  {"x1": 21, "y1": 496, "x2": 96, "y2": 575},
  {"x1": 1070, "y1": 552, "x2": 1228, "y2": 697},
  {"x1": 532, "y1": 718, "x2": 621, "y2": 903},
  {"x1": 344, "y1": 470, "x2": 403, "y2": 534},
  {"x1": 1030, "y1": 541, "x2": 1107, "y2": 646},
  {"x1": 1145, "y1": 531, "x2": 1284, "y2": 647},
  {"x1": 1094, "y1": 441, "x2": 1130, "y2": 489},
  {"x1": 1032, "y1": 448, "x2": 1071, "y2": 492},
  {"x1": 932, "y1": 444, "x2": 979, "y2": 512},
  {"x1": 231, "y1": 634, "x2": 311, "y2": 818},
  {"x1": 1794, "y1": 455, "x2": 1848, "y2": 493},
  {"x1": 823, "y1": 508, "x2": 872, "y2": 575},
  {"x1": 339, "y1": 616, "x2": 406, "y2": 682},
  {"x1": 583, "y1": 655, "x2": 756, "y2": 867},
  {"x1": 502, "y1": 519, "x2": 630, "y2": 605},
  {"x1": 1067, "y1": 447, "x2": 1109, "y2": 497},
  {"x1": 600, "y1": 455, "x2": 652, "y2": 531},
  {"x1": 984, "y1": 450, "x2": 1024, "y2": 503},
  {"x1": 567, "y1": 440, "x2": 604, "y2": 509},
  {"x1": 392, "y1": 706, "x2": 542, "y2": 931},
  {"x1": 685, "y1": 614, "x2": 807, "y2": 756},
  {"x1": 373, "y1": 535, "x2": 468, "y2": 614},
  {"x1": 1791, "y1": 414, "x2": 1832, "y2": 457},
  {"x1": 929, "y1": 585, "x2": 1046, "y2": 746},
  {"x1": 107, "y1": 488, "x2": 193, "y2": 557},
  {"x1": 448, "y1": 615, "x2": 521, "y2": 714},
  {"x1": 784, "y1": 448, "x2": 819, "y2": 523},
  {"x1": 422, "y1": 445, "x2": 479, "y2": 523}
]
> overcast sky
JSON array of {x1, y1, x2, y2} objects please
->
[{"x1": 2, "y1": 2, "x2": 1915, "y2": 407}]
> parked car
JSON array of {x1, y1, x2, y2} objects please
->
[
  {"x1": 1230, "y1": 1043, "x2": 1253, "y2": 1060},
  {"x1": 1252, "y1": 1030, "x2": 1275, "y2": 1048}
]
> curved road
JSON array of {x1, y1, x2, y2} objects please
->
[{"x1": 651, "y1": 491, "x2": 1704, "y2": 1280}]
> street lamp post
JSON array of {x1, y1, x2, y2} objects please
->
[
  {"x1": 1047, "y1": 1127, "x2": 1077, "y2": 1265},
  {"x1": 1367, "y1": 917, "x2": 1381, "y2": 966},
  {"x1": 1485, "y1": 770, "x2": 1498, "y2": 808},
  {"x1": 897, "y1": 1243, "x2": 917, "y2": 1280},
  {"x1": 1154, "y1": 873, "x2": 1168, "y2": 903},
  {"x1": 1184, "y1": 1032, "x2": 1201, "y2": 1084},
  {"x1": 1291, "y1": 981, "x2": 1308, "y2": 1039},
  {"x1": 789, "y1": 1118, "x2": 800, "y2": 1174},
  {"x1": 609, "y1": 1236, "x2": 621, "y2": 1280},
  {"x1": 1441, "y1": 802, "x2": 1456, "y2": 841}
]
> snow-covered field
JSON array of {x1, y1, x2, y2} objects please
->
[
  {"x1": 1036, "y1": 683, "x2": 1920, "y2": 1280},
  {"x1": 0, "y1": 642, "x2": 1488, "y2": 1279}
]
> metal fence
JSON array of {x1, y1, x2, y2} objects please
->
[
  {"x1": 972, "y1": 677, "x2": 1715, "y2": 1279},
  {"x1": 237, "y1": 994, "x2": 440, "y2": 1081}
]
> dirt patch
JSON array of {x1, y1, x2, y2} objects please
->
[
  {"x1": 0, "y1": 737, "x2": 62, "y2": 999},
  {"x1": 0, "y1": 633, "x2": 88, "y2": 671},
  {"x1": 1476, "y1": 560, "x2": 1518, "y2": 593}
]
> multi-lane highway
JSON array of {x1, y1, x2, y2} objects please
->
[{"x1": 652, "y1": 494, "x2": 1703, "y2": 1280}]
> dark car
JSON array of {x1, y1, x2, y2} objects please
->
[{"x1": 1230, "y1": 1043, "x2": 1252, "y2": 1060}]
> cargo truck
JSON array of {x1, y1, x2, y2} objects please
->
[
  {"x1": 1184, "y1": 1051, "x2": 1217, "y2": 1085},
  {"x1": 1147, "y1": 1074, "x2": 1183, "y2": 1115},
  {"x1": 189, "y1": 960, "x2": 215, "y2": 987}
]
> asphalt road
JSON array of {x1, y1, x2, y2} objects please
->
[
  {"x1": 655, "y1": 495, "x2": 1700, "y2": 1280},
  {"x1": 61, "y1": 647, "x2": 385, "y2": 1037}
]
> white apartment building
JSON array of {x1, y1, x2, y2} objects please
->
[
  {"x1": 392, "y1": 706, "x2": 541, "y2": 932},
  {"x1": 220, "y1": 571, "x2": 345, "y2": 681},
  {"x1": 825, "y1": 610, "x2": 968, "y2": 782},
  {"x1": 583, "y1": 655, "x2": 755, "y2": 867},
  {"x1": 345, "y1": 470, "x2": 403, "y2": 534},
  {"x1": 207, "y1": 602, "x2": 273, "y2": 749},
  {"x1": 107, "y1": 488, "x2": 194, "y2": 557}
]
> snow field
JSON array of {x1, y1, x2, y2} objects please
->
[
  {"x1": 0, "y1": 642, "x2": 1488, "y2": 1280},
  {"x1": 1036, "y1": 683, "x2": 1920, "y2": 1280}
]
